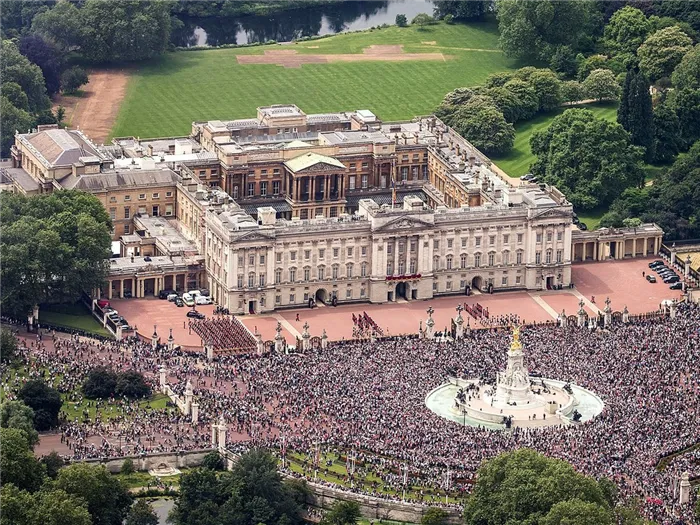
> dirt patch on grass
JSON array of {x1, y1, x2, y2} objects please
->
[
  {"x1": 421, "y1": 41, "x2": 437, "y2": 45},
  {"x1": 237, "y1": 44, "x2": 448, "y2": 68},
  {"x1": 52, "y1": 68, "x2": 130, "y2": 143}
]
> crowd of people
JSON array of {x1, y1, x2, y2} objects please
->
[
  {"x1": 189, "y1": 316, "x2": 256, "y2": 353},
  {"x1": 351, "y1": 312, "x2": 383, "y2": 338},
  {"x1": 2, "y1": 302, "x2": 699, "y2": 523}
]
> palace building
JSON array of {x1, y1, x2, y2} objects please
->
[{"x1": 4, "y1": 105, "x2": 663, "y2": 312}]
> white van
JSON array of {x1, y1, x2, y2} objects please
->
[
  {"x1": 195, "y1": 295, "x2": 213, "y2": 305},
  {"x1": 182, "y1": 293, "x2": 195, "y2": 307},
  {"x1": 188, "y1": 290, "x2": 201, "y2": 298}
]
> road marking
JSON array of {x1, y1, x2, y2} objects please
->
[
  {"x1": 528, "y1": 294, "x2": 559, "y2": 320},
  {"x1": 273, "y1": 314, "x2": 302, "y2": 339}
]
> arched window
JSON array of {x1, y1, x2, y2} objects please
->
[
  {"x1": 546, "y1": 250, "x2": 552, "y2": 264},
  {"x1": 346, "y1": 263, "x2": 353, "y2": 278},
  {"x1": 433, "y1": 255, "x2": 440, "y2": 270},
  {"x1": 318, "y1": 266, "x2": 325, "y2": 280},
  {"x1": 446, "y1": 255, "x2": 453, "y2": 270},
  {"x1": 503, "y1": 250, "x2": 510, "y2": 265},
  {"x1": 460, "y1": 253, "x2": 467, "y2": 269},
  {"x1": 332, "y1": 264, "x2": 339, "y2": 279},
  {"x1": 361, "y1": 262, "x2": 367, "y2": 277},
  {"x1": 488, "y1": 252, "x2": 495, "y2": 266},
  {"x1": 474, "y1": 253, "x2": 481, "y2": 268}
]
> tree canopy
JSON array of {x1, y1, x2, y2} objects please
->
[
  {"x1": 18, "y1": 380, "x2": 62, "y2": 431},
  {"x1": 0, "y1": 191, "x2": 112, "y2": 319},
  {"x1": 530, "y1": 108, "x2": 644, "y2": 210},
  {"x1": 0, "y1": 427, "x2": 46, "y2": 492},
  {"x1": 603, "y1": 6, "x2": 652, "y2": 56},
  {"x1": 638, "y1": 25, "x2": 693, "y2": 81},
  {"x1": 451, "y1": 100, "x2": 515, "y2": 155},
  {"x1": 582, "y1": 68, "x2": 621, "y2": 102},
  {"x1": 463, "y1": 449, "x2": 613, "y2": 525},
  {"x1": 617, "y1": 69, "x2": 655, "y2": 162},
  {"x1": 0, "y1": 400, "x2": 39, "y2": 446}
]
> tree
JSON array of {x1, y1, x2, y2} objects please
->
[
  {"x1": 502, "y1": 79, "x2": 539, "y2": 120},
  {"x1": 524, "y1": 68, "x2": 563, "y2": 111},
  {"x1": 55, "y1": 105, "x2": 66, "y2": 126},
  {"x1": 1, "y1": 97, "x2": 34, "y2": 157},
  {"x1": 464, "y1": 449, "x2": 612, "y2": 525},
  {"x1": 1, "y1": 327, "x2": 20, "y2": 364},
  {"x1": 32, "y1": 489, "x2": 94, "y2": 525},
  {"x1": 321, "y1": 501, "x2": 361, "y2": 525},
  {"x1": 3, "y1": 82, "x2": 30, "y2": 111},
  {"x1": 604, "y1": 6, "x2": 652, "y2": 56},
  {"x1": 0, "y1": 428, "x2": 46, "y2": 492},
  {"x1": 201, "y1": 451, "x2": 224, "y2": 471},
  {"x1": 550, "y1": 45, "x2": 578, "y2": 78},
  {"x1": 56, "y1": 463, "x2": 133, "y2": 525},
  {"x1": 121, "y1": 458, "x2": 136, "y2": 475},
  {"x1": 395, "y1": 14, "x2": 407, "y2": 27},
  {"x1": 623, "y1": 217, "x2": 643, "y2": 232},
  {"x1": 652, "y1": 102, "x2": 683, "y2": 163},
  {"x1": 411, "y1": 13, "x2": 435, "y2": 29},
  {"x1": 561, "y1": 80, "x2": 585, "y2": 103},
  {"x1": 80, "y1": 0, "x2": 172, "y2": 63},
  {"x1": 61, "y1": 66, "x2": 89, "y2": 95},
  {"x1": 577, "y1": 54, "x2": 614, "y2": 81},
  {"x1": 41, "y1": 450, "x2": 66, "y2": 479},
  {"x1": 1, "y1": 400, "x2": 39, "y2": 446},
  {"x1": 421, "y1": 507, "x2": 448, "y2": 525},
  {"x1": 0, "y1": 483, "x2": 35, "y2": 525},
  {"x1": 31, "y1": 1, "x2": 84, "y2": 51},
  {"x1": 451, "y1": 101, "x2": 515, "y2": 155},
  {"x1": 115, "y1": 370, "x2": 151, "y2": 399},
  {"x1": 433, "y1": 1, "x2": 490, "y2": 21},
  {"x1": 540, "y1": 499, "x2": 613, "y2": 525},
  {"x1": 496, "y1": 0, "x2": 598, "y2": 62},
  {"x1": 19, "y1": 34, "x2": 64, "y2": 96},
  {"x1": 484, "y1": 86, "x2": 523, "y2": 123},
  {"x1": 443, "y1": 14, "x2": 454, "y2": 25},
  {"x1": 83, "y1": 367, "x2": 118, "y2": 399},
  {"x1": 0, "y1": 191, "x2": 112, "y2": 319},
  {"x1": 0, "y1": 40, "x2": 51, "y2": 113},
  {"x1": 638, "y1": 26, "x2": 693, "y2": 82},
  {"x1": 126, "y1": 500, "x2": 159, "y2": 525},
  {"x1": 618, "y1": 69, "x2": 655, "y2": 161},
  {"x1": 670, "y1": 87, "x2": 700, "y2": 147},
  {"x1": 671, "y1": 44, "x2": 700, "y2": 90},
  {"x1": 582, "y1": 69, "x2": 621, "y2": 101},
  {"x1": 485, "y1": 71, "x2": 515, "y2": 88},
  {"x1": 18, "y1": 380, "x2": 62, "y2": 431},
  {"x1": 530, "y1": 108, "x2": 644, "y2": 210}
]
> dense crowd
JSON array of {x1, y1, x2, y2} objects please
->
[
  {"x1": 189, "y1": 316, "x2": 256, "y2": 353},
  {"x1": 3, "y1": 302, "x2": 699, "y2": 523}
]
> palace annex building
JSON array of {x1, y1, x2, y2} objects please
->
[{"x1": 4, "y1": 105, "x2": 662, "y2": 313}]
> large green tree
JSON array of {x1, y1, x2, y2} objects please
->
[
  {"x1": 0, "y1": 327, "x2": 20, "y2": 364},
  {"x1": 451, "y1": 100, "x2": 515, "y2": 155},
  {"x1": 1, "y1": 400, "x2": 39, "y2": 446},
  {"x1": 56, "y1": 463, "x2": 133, "y2": 525},
  {"x1": 652, "y1": 101, "x2": 683, "y2": 163},
  {"x1": 463, "y1": 449, "x2": 612, "y2": 525},
  {"x1": 0, "y1": 428, "x2": 45, "y2": 492},
  {"x1": 81, "y1": 0, "x2": 171, "y2": 62},
  {"x1": 18, "y1": 380, "x2": 62, "y2": 431},
  {"x1": 582, "y1": 69, "x2": 621, "y2": 102},
  {"x1": 433, "y1": 1, "x2": 490, "y2": 21},
  {"x1": 0, "y1": 39, "x2": 50, "y2": 113},
  {"x1": 1, "y1": 96, "x2": 35, "y2": 157},
  {"x1": 31, "y1": 1, "x2": 84, "y2": 52},
  {"x1": 496, "y1": 0, "x2": 599, "y2": 62},
  {"x1": 670, "y1": 87, "x2": 700, "y2": 148},
  {"x1": 530, "y1": 108, "x2": 644, "y2": 210},
  {"x1": 672, "y1": 44, "x2": 700, "y2": 90},
  {"x1": 126, "y1": 500, "x2": 159, "y2": 525},
  {"x1": 638, "y1": 25, "x2": 693, "y2": 81},
  {"x1": 0, "y1": 191, "x2": 112, "y2": 319},
  {"x1": 603, "y1": 6, "x2": 652, "y2": 56},
  {"x1": 321, "y1": 501, "x2": 361, "y2": 525},
  {"x1": 617, "y1": 69, "x2": 655, "y2": 161}
]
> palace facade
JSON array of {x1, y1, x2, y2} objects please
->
[{"x1": 4, "y1": 105, "x2": 663, "y2": 313}]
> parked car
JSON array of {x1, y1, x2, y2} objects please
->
[
  {"x1": 182, "y1": 293, "x2": 195, "y2": 307},
  {"x1": 669, "y1": 282, "x2": 683, "y2": 290},
  {"x1": 188, "y1": 290, "x2": 202, "y2": 298},
  {"x1": 578, "y1": 223, "x2": 588, "y2": 231},
  {"x1": 658, "y1": 270, "x2": 676, "y2": 278},
  {"x1": 167, "y1": 293, "x2": 179, "y2": 302},
  {"x1": 186, "y1": 310, "x2": 205, "y2": 319},
  {"x1": 663, "y1": 275, "x2": 680, "y2": 284},
  {"x1": 520, "y1": 173, "x2": 535, "y2": 181},
  {"x1": 649, "y1": 260, "x2": 664, "y2": 268},
  {"x1": 654, "y1": 266, "x2": 668, "y2": 273},
  {"x1": 159, "y1": 289, "x2": 175, "y2": 300},
  {"x1": 120, "y1": 324, "x2": 132, "y2": 331},
  {"x1": 646, "y1": 275, "x2": 657, "y2": 283},
  {"x1": 117, "y1": 316, "x2": 128, "y2": 325},
  {"x1": 175, "y1": 297, "x2": 184, "y2": 307},
  {"x1": 97, "y1": 299, "x2": 110, "y2": 308},
  {"x1": 195, "y1": 295, "x2": 213, "y2": 305},
  {"x1": 199, "y1": 289, "x2": 211, "y2": 297},
  {"x1": 123, "y1": 291, "x2": 133, "y2": 298}
]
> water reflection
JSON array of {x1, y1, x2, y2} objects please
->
[{"x1": 172, "y1": 0, "x2": 435, "y2": 47}]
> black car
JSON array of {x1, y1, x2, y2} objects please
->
[
  {"x1": 159, "y1": 289, "x2": 175, "y2": 299},
  {"x1": 646, "y1": 275, "x2": 657, "y2": 283},
  {"x1": 649, "y1": 261, "x2": 664, "y2": 269},
  {"x1": 663, "y1": 275, "x2": 680, "y2": 284},
  {"x1": 200, "y1": 289, "x2": 211, "y2": 297},
  {"x1": 186, "y1": 310, "x2": 205, "y2": 319},
  {"x1": 658, "y1": 270, "x2": 676, "y2": 278},
  {"x1": 175, "y1": 297, "x2": 184, "y2": 307},
  {"x1": 669, "y1": 282, "x2": 683, "y2": 290},
  {"x1": 654, "y1": 266, "x2": 669, "y2": 273},
  {"x1": 578, "y1": 223, "x2": 588, "y2": 231}
]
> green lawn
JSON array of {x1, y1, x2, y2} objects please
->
[
  {"x1": 491, "y1": 102, "x2": 619, "y2": 179},
  {"x1": 39, "y1": 303, "x2": 111, "y2": 337},
  {"x1": 62, "y1": 393, "x2": 170, "y2": 422},
  {"x1": 111, "y1": 21, "x2": 518, "y2": 138},
  {"x1": 577, "y1": 207, "x2": 607, "y2": 231}
]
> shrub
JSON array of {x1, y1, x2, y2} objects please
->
[{"x1": 121, "y1": 458, "x2": 135, "y2": 475}]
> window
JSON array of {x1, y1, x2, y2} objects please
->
[
  {"x1": 433, "y1": 255, "x2": 440, "y2": 270},
  {"x1": 536, "y1": 233, "x2": 543, "y2": 243},
  {"x1": 237, "y1": 275, "x2": 244, "y2": 288},
  {"x1": 547, "y1": 232, "x2": 552, "y2": 242},
  {"x1": 290, "y1": 251, "x2": 297, "y2": 261},
  {"x1": 349, "y1": 176, "x2": 356, "y2": 190},
  {"x1": 273, "y1": 181, "x2": 280, "y2": 195},
  {"x1": 333, "y1": 248, "x2": 339, "y2": 258},
  {"x1": 462, "y1": 238, "x2": 467, "y2": 248},
  {"x1": 475, "y1": 254, "x2": 481, "y2": 267},
  {"x1": 446, "y1": 255, "x2": 453, "y2": 270},
  {"x1": 304, "y1": 268, "x2": 310, "y2": 281},
  {"x1": 259, "y1": 274, "x2": 266, "y2": 287},
  {"x1": 260, "y1": 297, "x2": 265, "y2": 308},
  {"x1": 516, "y1": 275, "x2": 521, "y2": 284},
  {"x1": 259, "y1": 255, "x2": 265, "y2": 265},
  {"x1": 152, "y1": 205, "x2": 159, "y2": 217},
  {"x1": 318, "y1": 267, "x2": 325, "y2": 280},
  {"x1": 276, "y1": 295, "x2": 281, "y2": 304},
  {"x1": 362, "y1": 162, "x2": 368, "y2": 169},
  {"x1": 276, "y1": 253, "x2": 282, "y2": 263},
  {"x1": 304, "y1": 250, "x2": 311, "y2": 260},
  {"x1": 360, "y1": 288, "x2": 366, "y2": 297},
  {"x1": 289, "y1": 268, "x2": 296, "y2": 282},
  {"x1": 502, "y1": 276, "x2": 508, "y2": 286},
  {"x1": 475, "y1": 237, "x2": 481, "y2": 247},
  {"x1": 290, "y1": 294, "x2": 295, "y2": 303},
  {"x1": 433, "y1": 281, "x2": 438, "y2": 292},
  {"x1": 247, "y1": 182, "x2": 255, "y2": 196},
  {"x1": 109, "y1": 208, "x2": 116, "y2": 220},
  {"x1": 490, "y1": 236, "x2": 495, "y2": 246},
  {"x1": 387, "y1": 262, "x2": 394, "y2": 275},
  {"x1": 361, "y1": 174, "x2": 368, "y2": 188},
  {"x1": 275, "y1": 269, "x2": 282, "y2": 284},
  {"x1": 557, "y1": 231, "x2": 563, "y2": 241},
  {"x1": 300, "y1": 209, "x2": 308, "y2": 220},
  {"x1": 238, "y1": 255, "x2": 244, "y2": 266},
  {"x1": 332, "y1": 265, "x2": 339, "y2": 279},
  {"x1": 346, "y1": 289, "x2": 352, "y2": 299},
  {"x1": 249, "y1": 254, "x2": 255, "y2": 265},
  {"x1": 233, "y1": 186, "x2": 239, "y2": 199},
  {"x1": 446, "y1": 280, "x2": 452, "y2": 290},
  {"x1": 410, "y1": 259, "x2": 416, "y2": 274},
  {"x1": 434, "y1": 240, "x2": 440, "y2": 250},
  {"x1": 557, "y1": 250, "x2": 563, "y2": 263},
  {"x1": 152, "y1": 192, "x2": 160, "y2": 199},
  {"x1": 398, "y1": 261, "x2": 405, "y2": 274},
  {"x1": 124, "y1": 195, "x2": 131, "y2": 201},
  {"x1": 123, "y1": 224, "x2": 130, "y2": 234},
  {"x1": 503, "y1": 251, "x2": 510, "y2": 265},
  {"x1": 261, "y1": 169, "x2": 267, "y2": 175},
  {"x1": 460, "y1": 254, "x2": 467, "y2": 269},
  {"x1": 503, "y1": 234, "x2": 509, "y2": 244},
  {"x1": 109, "y1": 196, "x2": 117, "y2": 203},
  {"x1": 319, "y1": 248, "x2": 326, "y2": 259},
  {"x1": 248, "y1": 273, "x2": 255, "y2": 287},
  {"x1": 546, "y1": 250, "x2": 552, "y2": 264},
  {"x1": 347, "y1": 247, "x2": 353, "y2": 257},
  {"x1": 165, "y1": 205, "x2": 173, "y2": 216},
  {"x1": 516, "y1": 251, "x2": 523, "y2": 264},
  {"x1": 488, "y1": 253, "x2": 495, "y2": 266},
  {"x1": 517, "y1": 233, "x2": 523, "y2": 243},
  {"x1": 447, "y1": 239, "x2": 453, "y2": 249},
  {"x1": 412, "y1": 166, "x2": 418, "y2": 179},
  {"x1": 361, "y1": 246, "x2": 367, "y2": 257},
  {"x1": 361, "y1": 263, "x2": 367, "y2": 277},
  {"x1": 350, "y1": 163, "x2": 356, "y2": 170},
  {"x1": 330, "y1": 207, "x2": 338, "y2": 218},
  {"x1": 199, "y1": 170, "x2": 206, "y2": 177},
  {"x1": 399, "y1": 243, "x2": 405, "y2": 254},
  {"x1": 139, "y1": 193, "x2": 146, "y2": 200},
  {"x1": 347, "y1": 264, "x2": 353, "y2": 278},
  {"x1": 166, "y1": 191, "x2": 173, "y2": 198},
  {"x1": 304, "y1": 293, "x2": 309, "y2": 302},
  {"x1": 411, "y1": 241, "x2": 417, "y2": 252},
  {"x1": 535, "y1": 251, "x2": 542, "y2": 264},
  {"x1": 124, "y1": 207, "x2": 131, "y2": 219},
  {"x1": 422, "y1": 165, "x2": 428, "y2": 180},
  {"x1": 387, "y1": 243, "x2": 393, "y2": 255},
  {"x1": 260, "y1": 181, "x2": 267, "y2": 196}
]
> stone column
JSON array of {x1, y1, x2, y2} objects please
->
[
  {"x1": 301, "y1": 322, "x2": 310, "y2": 351},
  {"x1": 167, "y1": 328, "x2": 175, "y2": 351},
  {"x1": 577, "y1": 300, "x2": 586, "y2": 328},
  {"x1": 622, "y1": 305, "x2": 629, "y2": 324},
  {"x1": 184, "y1": 380, "x2": 193, "y2": 416},
  {"x1": 211, "y1": 421, "x2": 218, "y2": 447},
  {"x1": 191, "y1": 402, "x2": 199, "y2": 424},
  {"x1": 205, "y1": 343, "x2": 214, "y2": 361},
  {"x1": 425, "y1": 306, "x2": 435, "y2": 338},
  {"x1": 120, "y1": 279, "x2": 124, "y2": 298},
  {"x1": 679, "y1": 472, "x2": 691, "y2": 504},
  {"x1": 159, "y1": 366, "x2": 167, "y2": 393},
  {"x1": 151, "y1": 326, "x2": 158, "y2": 351},
  {"x1": 108, "y1": 280, "x2": 113, "y2": 299},
  {"x1": 454, "y1": 305, "x2": 464, "y2": 340},
  {"x1": 393, "y1": 237, "x2": 399, "y2": 277},
  {"x1": 217, "y1": 416, "x2": 227, "y2": 452}
]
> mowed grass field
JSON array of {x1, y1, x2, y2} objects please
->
[
  {"x1": 491, "y1": 102, "x2": 619, "y2": 179},
  {"x1": 111, "y1": 21, "x2": 518, "y2": 138}
]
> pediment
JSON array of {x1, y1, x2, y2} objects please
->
[
  {"x1": 234, "y1": 230, "x2": 274, "y2": 243},
  {"x1": 532, "y1": 208, "x2": 573, "y2": 221},
  {"x1": 375, "y1": 216, "x2": 433, "y2": 233},
  {"x1": 293, "y1": 162, "x2": 344, "y2": 174}
]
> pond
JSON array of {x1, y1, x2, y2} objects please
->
[{"x1": 172, "y1": 0, "x2": 436, "y2": 47}]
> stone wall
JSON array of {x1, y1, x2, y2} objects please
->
[
  {"x1": 305, "y1": 483, "x2": 462, "y2": 524},
  {"x1": 82, "y1": 449, "x2": 213, "y2": 474}
]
